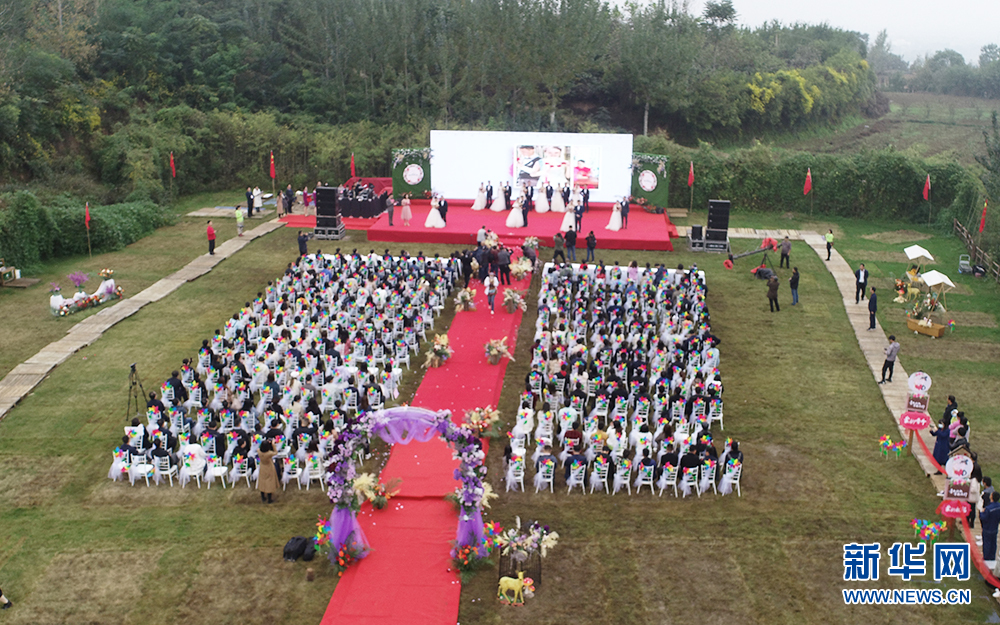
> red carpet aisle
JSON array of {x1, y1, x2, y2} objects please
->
[
  {"x1": 367, "y1": 200, "x2": 676, "y2": 251},
  {"x1": 320, "y1": 276, "x2": 530, "y2": 625}
]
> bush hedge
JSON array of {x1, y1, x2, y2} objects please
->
[
  {"x1": 0, "y1": 191, "x2": 170, "y2": 270},
  {"x1": 633, "y1": 136, "x2": 982, "y2": 225}
]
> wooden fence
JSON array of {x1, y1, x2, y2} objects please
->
[{"x1": 953, "y1": 219, "x2": 1000, "y2": 282}]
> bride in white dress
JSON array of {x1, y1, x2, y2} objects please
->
[
  {"x1": 424, "y1": 197, "x2": 446, "y2": 228},
  {"x1": 471, "y1": 184, "x2": 487, "y2": 210},
  {"x1": 535, "y1": 184, "x2": 549, "y2": 213},
  {"x1": 489, "y1": 186, "x2": 506, "y2": 212},
  {"x1": 560, "y1": 203, "x2": 577, "y2": 232},
  {"x1": 551, "y1": 184, "x2": 566, "y2": 213},
  {"x1": 605, "y1": 203, "x2": 622, "y2": 232},
  {"x1": 506, "y1": 197, "x2": 526, "y2": 228}
]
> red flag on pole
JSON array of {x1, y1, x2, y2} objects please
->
[
  {"x1": 85, "y1": 202, "x2": 90, "y2": 230},
  {"x1": 688, "y1": 161, "x2": 694, "y2": 187},
  {"x1": 923, "y1": 174, "x2": 930, "y2": 201},
  {"x1": 980, "y1": 199, "x2": 989, "y2": 234},
  {"x1": 350, "y1": 153, "x2": 356, "y2": 178},
  {"x1": 169, "y1": 152, "x2": 176, "y2": 178},
  {"x1": 803, "y1": 168, "x2": 812, "y2": 195},
  {"x1": 269, "y1": 151, "x2": 276, "y2": 179}
]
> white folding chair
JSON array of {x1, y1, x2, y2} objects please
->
[
  {"x1": 634, "y1": 464, "x2": 655, "y2": 494},
  {"x1": 234, "y1": 457, "x2": 254, "y2": 488},
  {"x1": 534, "y1": 461, "x2": 555, "y2": 493},
  {"x1": 658, "y1": 465, "x2": 679, "y2": 497},
  {"x1": 154, "y1": 455, "x2": 177, "y2": 486},
  {"x1": 566, "y1": 461, "x2": 587, "y2": 494},
  {"x1": 283, "y1": 458, "x2": 303, "y2": 490},
  {"x1": 708, "y1": 398, "x2": 724, "y2": 430},
  {"x1": 206, "y1": 458, "x2": 228, "y2": 489},
  {"x1": 589, "y1": 458, "x2": 610, "y2": 493},
  {"x1": 681, "y1": 467, "x2": 700, "y2": 498}
]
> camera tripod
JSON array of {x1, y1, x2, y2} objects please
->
[{"x1": 125, "y1": 363, "x2": 147, "y2": 421}]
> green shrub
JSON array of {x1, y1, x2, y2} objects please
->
[{"x1": 0, "y1": 191, "x2": 170, "y2": 269}]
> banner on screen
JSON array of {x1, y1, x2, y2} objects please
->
[{"x1": 429, "y1": 131, "x2": 632, "y2": 203}]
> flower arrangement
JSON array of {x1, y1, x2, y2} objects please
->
[
  {"x1": 510, "y1": 257, "x2": 533, "y2": 280},
  {"x1": 332, "y1": 541, "x2": 368, "y2": 577},
  {"x1": 99, "y1": 268, "x2": 115, "y2": 279},
  {"x1": 523, "y1": 236, "x2": 539, "y2": 249},
  {"x1": 423, "y1": 334, "x2": 454, "y2": 368},
  {"x1": 68, "y1": 271, "x2": 90, "y2": 290},
  {"x1": 483, "y1": 231, "x2": 500, "y2": 249},
  {"x1": 911, "y1": 519, "x2": 947, "y2": 543},
  {"x1": 484, "y1": 337, "x2": 515, "y2": 364},
  {"x1": 353, "y1": 473, "x2": 403, "y2": 510},
  {"x1": 455, "y1": 287, "x2": 477, "y2": 312},
  {"x1": 466, "y1": 405, "x2": 502, "y2": 437},
  {"x1": 503, "y1": 289, "x2": 527, "y2": 313},
  {"x1": 494, "y1": 518, "x2": 559, "y2": 562},
  {"x1": 48, "y1": 282, "x2": 61, "y2": 293}
]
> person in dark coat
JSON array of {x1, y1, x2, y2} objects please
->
[
  {"x1": 929, "y1": 420, "x2": 951, "y2": 474},
  {"x1": 867, "y1": 287, "x2": 877, "y2": 330},
  {"x1": 297, "y1": 231, "x2": 309, "y2": 256},
  {"x1": 980, "y1": 492, "x2": 1000, "y2": 562},
  {"x1": 766, "y1": 275, "x2": 779, "y2": 312}
]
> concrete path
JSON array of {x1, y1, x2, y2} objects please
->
[{"x1": 0, "y1": 219, "x2": 284, "y2": 420}]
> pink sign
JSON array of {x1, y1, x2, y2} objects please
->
[
  {"x1": 937, "y1": 499, "x2": 971, "y2": 519},
  {"x1": 899, "y1": 411, "x2": 931, "y2": 430}
]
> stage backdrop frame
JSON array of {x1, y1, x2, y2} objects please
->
[
  {"x1": 630, "y1": 153, "x2": 670, "y2": 211},
  {"x1": 392, "y1": 148, "x2": 432, "y2": 199},
  {"x1": 429, "y1": 130, "x2": 633, "y2": 203}
]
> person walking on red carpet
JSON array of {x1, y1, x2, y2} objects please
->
[{"x1": 485, "y1": 272, "x2": 499, "y2": 314}]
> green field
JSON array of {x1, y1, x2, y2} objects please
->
[
  {"x1": 1, "y1": 207, "x2": 999, "y2": 623},
  {"x1": 769, "y1": 92, "x2": 1000, "y2": 166}
]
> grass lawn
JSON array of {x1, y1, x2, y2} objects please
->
[
  {"x1": 457, "y1": 239, "x2": 995, "y2": 624},
  {"x1": 759, "y1": 92, "x2": 1000, "y2": 166},
  {"x1": 1, "y1": 221, "x2": 996, "y2": 624},
  {"x1": 0, "y1": 190, "x2": 259, "y2": 379}
]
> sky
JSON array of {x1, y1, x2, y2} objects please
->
[{"x1": 688, "y1": 0, "x2": 1000, "y2": 65}]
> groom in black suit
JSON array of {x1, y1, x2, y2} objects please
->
[
  {"x1": 526, "y1": 184, "x2": 534, "y2": 211},
  {"x1": 620, "y1": 198, "x2": 630, "y2": 229},
  {"x1": 574, "y1": 202, "x2": 584, "y2": 231},
  {"x1": 438, "y1": 196, "x2": 448, "y2": 225},
  {"x1": 561, "y1": 185, "x2": 571, "y2": 205},
  {"x1": 521, "y1": 197, "x2": 529, "y2": 228},
  {"x1": 545, "y1": 183, "x2": 554, "y2": 202},
  {"x1": 485, "y1": 181, "x2": 493, "y2": 206},
  {"x1": 581, "y1": 187, "x2": 590, "y2": 212},
  {"x1": 503, "y1": 183, "x2": 512, "y2": 211}
]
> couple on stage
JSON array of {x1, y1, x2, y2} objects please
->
[
  {"x1": 424, "y1": 193, "x2": 449, "y2": 229},
  {"x1": 471, "y1": 181, "x2": 511, "y2": 213}
]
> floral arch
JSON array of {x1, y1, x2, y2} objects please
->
[{"x1": 320, "y1": 406, "x2": 488, "y2": 564}]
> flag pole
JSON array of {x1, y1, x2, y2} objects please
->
[
  {"x1": 689, "y1": 182, "x2": 693, "y2": 213},
  {"x1": 927, "y1": 188, "x2": 932, "y2": 226}
]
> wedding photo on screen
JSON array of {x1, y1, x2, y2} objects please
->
[{"x1": 514, "y1": 144, "x2": 601, "y2": 191}]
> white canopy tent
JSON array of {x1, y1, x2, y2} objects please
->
[
  {"x1": 920, "y1": 269, "x2": 955, "y2": 310},
  {"x1": 903, "y1": 245, "x2": 934, "y2": 276}
]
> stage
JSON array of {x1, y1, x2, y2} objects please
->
[{"x1": 280, "y1": 200, "x2": 677, "y2": 251}]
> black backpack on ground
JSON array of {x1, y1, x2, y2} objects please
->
[{"x1": 284, "y1": 536, "x2": 309, "y2": 561}]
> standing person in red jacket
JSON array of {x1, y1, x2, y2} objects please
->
[{"x1": 206, "y1": 220, "x2": 216, "y2": 256}]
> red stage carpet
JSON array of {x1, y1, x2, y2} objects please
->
[
  {"x1": 367, "y1": 200, "x2": 676, "y2": 251},
  {"x1": 320, "y1": 276, "x2": 529, "y2": 625}
]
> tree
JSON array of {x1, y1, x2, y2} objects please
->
[{"x1": 616, "y1": 0, "x2": 701, "y2": 135}]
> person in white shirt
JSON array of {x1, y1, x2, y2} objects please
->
[
  {"x1": 477, "y1": 226, "x2": 487, "y2": 244},
  {"x1": 484, "y1": 272, "x2": 499, "y2": 314},
  {"x1": 252, "y1": 186, "x2": 263, "y2": 216}
]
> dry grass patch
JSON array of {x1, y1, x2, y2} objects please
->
[
  {"x1": 903, "y1": 339, "x2": 1000, "y2": 363},
  {"x1": 0, "y1": 455, "x2": 75, "y2": 507},
  {"x1": 5, "y1": 549, "x2": 161, "y2": 625},
  {"x1": 176, "y1": 548, "x2": 328, "y2": 625},
  {"x1": 861, "y1": 230, "x2": 933, "y2": 245}
]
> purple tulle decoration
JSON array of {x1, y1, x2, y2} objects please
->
[
  {"x1": 456, "y1": 508, "x2": 487, "y2": 556},
  {"x1": 327, "y1": 508, "x2": 370, "y2": 563}
]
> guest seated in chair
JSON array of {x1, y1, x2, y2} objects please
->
[{"x1": 150, "y1": 439, "x2": 177, "y2": 467}]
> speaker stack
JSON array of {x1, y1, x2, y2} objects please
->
[
  {"x1": 704, "y1": 199, "x2": 730, "y2": 252},
  {"x1": 314, "y1": 186, "x2": 346, "y2": 240}
]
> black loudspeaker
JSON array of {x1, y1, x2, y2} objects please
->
[
  {"x1": 316, "y1": 186, "x2": 339, "y2": 216},
  {"x1": 706, "y1": 229, "x2": 728, "y2": 241},
  {"x1": 316, "y1": 215, "x2": 341, "y2": 228},
  {"x1": 690, "y1": 224, "x2": 703, "y2": 240},
  {"x1": 707, "y1": 199, "x2": 730, "y2": 231}
]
